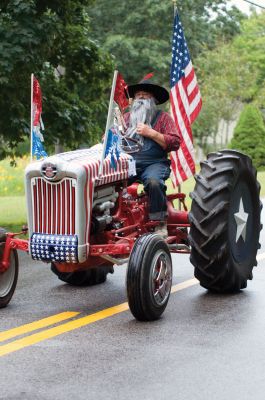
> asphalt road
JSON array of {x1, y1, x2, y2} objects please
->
[{"x1": 0, "y1": 202, "x2": 265, "y2": 400}]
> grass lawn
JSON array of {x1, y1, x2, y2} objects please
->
[
  {"x1": 0, "y1": 156, "x2": 28, "y2": 196},
  {"x1": 0, "y1": 196, "x2": 27, "y2": 233},
  {"x1": 0, "y1": 158, "x2": 265, "y2": 233}
]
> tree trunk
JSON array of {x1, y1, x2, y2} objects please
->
[{"x1": 55, "y1": 139, "x2": 64, "y2": 154}]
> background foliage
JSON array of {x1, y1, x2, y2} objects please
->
[
  {"x1": 0, "y1": 1, "x2": 264, "y2": 162},
  {"x1": 193, "y1": 11, "x2": 265, "y2": 154},
  {"x1": 230, "y1": 104, "x2": 265, "y2": 169},
  {"x1": 0, "y1": 0, "x2": 113, "y2": 159},
  {"x1": 88, "y1": 0, "x2": 245, "y2": 85}
]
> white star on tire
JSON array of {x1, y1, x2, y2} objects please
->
[{"x1": 234, "y1": 198, "x2": 249, "y2": 242}]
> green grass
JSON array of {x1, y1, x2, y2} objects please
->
[
  {"x1": 0, "y1": 196, "x2": 27, "y2": 233},
  {"x1": 0, "y1": 156, "x2": 29, "y2": 197},
  {"x1": 169, "y1": 170, "x2": 265, "y2": 207},
  {"x1": 0, "y1": 160, "x2": 265, "y2": 232}
]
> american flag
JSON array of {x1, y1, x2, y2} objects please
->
[{"x1": 170, "y1": 12, "x2": 202, "y2": 186}]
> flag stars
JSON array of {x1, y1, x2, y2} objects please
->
[{"x1": 30, "y1": 233, "x2": 78, "y2": 263}]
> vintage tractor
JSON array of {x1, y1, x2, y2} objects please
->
[{"x1": 0, "y1": 145, "x2": 262, "y2": 320}]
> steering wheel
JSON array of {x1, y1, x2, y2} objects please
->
[{"x1": 120, "y1": 136, "x2": 143, "y2": 154}]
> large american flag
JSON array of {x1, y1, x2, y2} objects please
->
[{"x1": 170, "y1": 12, "x2": 202, "y2": 186}]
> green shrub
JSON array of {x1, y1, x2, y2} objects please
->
[{"x1": 230, "y1": 104, "x2": 265, "y2": 170}]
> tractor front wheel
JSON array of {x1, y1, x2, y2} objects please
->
[
  {"x1": 0, "y1": 228, "x2": 19, "y2": 308},
  {"x1": 126, "y1": 234, "x2": 172, "y2": 321},
  {"x1": 51, "y1": 263, "x2": 114, "y2": 286}
]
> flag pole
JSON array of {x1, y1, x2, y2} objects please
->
[
  {"x1": 30, "y1": 73, "x2": 34, "y2": 162},
  {"x1": 98, "y1": 70, "x2": 119, "y2": 178},
  {"x1": 171, "y1": 0, "x2": 182, "y2": 210},
  {"x1": 172, "y1": 0, "x2": 177, "y2": 15}
]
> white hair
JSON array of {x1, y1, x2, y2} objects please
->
[{"x1": 125, "y1": 98, "x2": 157, "y2": 143}]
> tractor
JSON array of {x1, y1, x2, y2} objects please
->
[{"x1": 0, "y1": 144, "x2": 262, "y2": 321}]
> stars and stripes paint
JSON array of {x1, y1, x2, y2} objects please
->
[
  {"x1": 28, "y1": 145, "x2": 134, "y2": 261},
  {"x1": 170, "y1": 12, "x2": 202, "y2": 186},
  {"x1": 31, "y1": 74, "x2": 48, "y2": 160},
  {"x1": 30, "y1": 233, "x2": 78, "y2": 263}
]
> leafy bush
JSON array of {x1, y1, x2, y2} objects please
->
[{"x1": 229, "y1": 104, "x2": 265, "y2": 170}]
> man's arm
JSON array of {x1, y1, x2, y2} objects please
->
[
  {"x1": 136, "y1": 112, "x2": 180, "y2": 151},
  {"x1": 136, "y1": 123, "x2": 167, "y2": 149}
]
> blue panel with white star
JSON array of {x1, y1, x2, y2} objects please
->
[{"x1": 30, "y1": 233, "x2": 78, "y2": 263}]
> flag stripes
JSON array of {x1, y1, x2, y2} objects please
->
[{"x1": 170, "y1": 13, "x2": 202, "y2": 186}]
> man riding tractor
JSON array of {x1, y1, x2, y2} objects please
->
[{"x1": 123, "y1": 76, "x2": 180, "y2": 238}]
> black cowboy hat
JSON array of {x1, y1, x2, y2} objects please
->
[{"x1": 126, "y1": 73, "x2": 169, "y2": 105}]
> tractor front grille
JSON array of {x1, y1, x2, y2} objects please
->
[{"x1": 31, "y1": 177, "x2": 76, "y2": 235}]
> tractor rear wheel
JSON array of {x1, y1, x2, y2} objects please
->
[
  {"x1": 189, "y1": 150, "x2": 262, "y2": 293},
  {"x1": 0, "y1": 228, "x2": 19, "y2": 308},
  {"x1": 51, "y1": 263, "x2": 114, "y2": 286},
  {"x1": 126, "y1": 233, "x2": 172, "y2": 321}
]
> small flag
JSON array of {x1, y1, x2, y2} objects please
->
[
  {"x1": 32, "y1": 127, "x2": 48, "y2": 160},
  {"x1": 33, "y1": 77, "x2": 42, "y2": 127},
  {"x1": 114, "y1": 72, "x2": 129, "y2": 111},
  {"x1": 103, "y1": 128, "x2": 120, "y2": 170},
  {"x1": 31, "y1": 75, "x2": 47, "y2": 160},
  {"x1": 170, "y1": 12, "x2": 202, "y2": 186},
  {"x1": 99, "y1": 70, "x2": 125, "y2": 176}
]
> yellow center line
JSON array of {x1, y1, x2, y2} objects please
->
[
  {"x1": 171, "y1": 278, "x2": 198, "y2": 293},
  {"x1": 0, "y1": 278, "x2": 198, "y2": 357},
  {"x1": 0, "y1": 303, "x2": 128, "y2": 357},
  {"x1": 0, "y1": 312, "x2": 80, "y2": 342}
]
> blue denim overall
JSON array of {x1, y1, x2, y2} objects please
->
[{"x1": 131, "y1": 111, "x2": 171, "y2": 221}]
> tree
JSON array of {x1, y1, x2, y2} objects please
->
[
  {"x1": 0, "y1": 0, "x2": 113, "y2": 160},
  {"x1": 88, "y1": 0, "x2": 245, "y2": 85},
  {"x1": 192, "y1": 40, "x2": 255, "y2": 152},
  {"x1": 192, "y1": 11, "x2": 265, "y2": 154},
  {"x1": 229, "y1": 104, "x2": 265, "y2": 169},
  {"x1": 234, "y1": 11, "x2": 265, "y2": 109}
]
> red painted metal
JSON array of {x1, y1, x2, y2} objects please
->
[
  {"x1": 0, "y1": 186, "x2": 190, "y2": 274},
  {"x1": 0, "y1": 234, "x2": 29, "y2": 272},
  {"x1": 90, "y1": 243, "x2": 134, "y2": 256}
]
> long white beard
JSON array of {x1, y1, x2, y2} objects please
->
[{"x1": 125, "y1": 98, "x2": 157, "y2": 144}]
